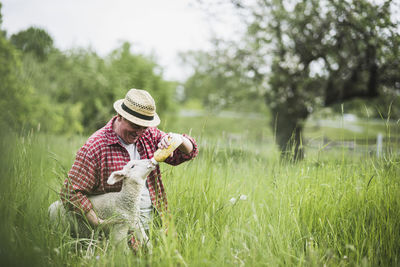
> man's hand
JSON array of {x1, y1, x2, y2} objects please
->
[
  {"x1": 158, "y1": 133, "x2": 183, "y2": 149},
  {"x1": 85, "y1": 209, "x2": 123, "y2": 230},
  {"x1": 85, "y1": 209, "x2": 102, "y2": 227},
  {"x1": 158, "y1": 133, "x2": 193, "y2": 154},
  {"x1": 98, "y1": 217, "x2": 124, "y2": 232}
]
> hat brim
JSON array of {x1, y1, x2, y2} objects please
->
[{"x1": 113, "y1": 99, "x2": 160, "y2": 127}]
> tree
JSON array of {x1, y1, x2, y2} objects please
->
[
  {"x1": 253, "y1": 0, "x2": 400, "y2": 159},
  {"x1": 182, "y1": 40, "x2": 267, "y2": 113},
  {"x1": 190, "y1": 0, "x2": 400, "y2": 160},
  {"x1": 10, "y1": 26, "x2": 54, "y2": 61},
  {"x1": 18, "y1": 48, "x2": 108, "y2": 134},
  {"x1": 14, "y1": 39, "x2": 177, "y2": 134},
  {"x1": 2, "y1": 18, "x2": 177, "y2": 136},
  {"x1": 0, "y1": 4, "x2": 33, "y2": 131},
  {"x1": 106, "y1": 42, "x2": 176, "y2": 119}
]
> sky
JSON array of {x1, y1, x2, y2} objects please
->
[{"x1": 1, "y1": 0, "x2": 242, "y2": 81}]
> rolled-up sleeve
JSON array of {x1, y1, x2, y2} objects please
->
[
  {"x1": 60, "y1": 146, "x2": 98, "y2": 213},
  {"x1": 164, "y1": 133, "x2": 198, "y2": 165}
]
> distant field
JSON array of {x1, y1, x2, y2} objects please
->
[
  {"x1": 165, "y1": 111, "x2": 399, "y2": 156},
  {"x1": 0, "y1": 113, "x2": 399, "y2": 266}
]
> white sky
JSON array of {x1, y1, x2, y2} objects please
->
[{"x1": 1, "y1": 0, "x2": 242, "y2": 81}]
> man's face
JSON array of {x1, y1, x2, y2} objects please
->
[{"x1": 116, "y1": 116, "x2": 148, "y2": 144}]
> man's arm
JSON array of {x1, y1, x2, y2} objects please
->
[
  {"x1": 61, "y1": 145, "x2": 98, "y2": 214},
  {"x1": 177, "y1": 135, "x2": 194, "y2": 154}
]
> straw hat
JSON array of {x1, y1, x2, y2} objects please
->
[{"x1": 113, "y1": 89, "x2": 160, "y2": 127}]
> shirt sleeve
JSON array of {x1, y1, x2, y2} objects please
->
[{"x1": 60, "y1": 145, "x2": 98, "y2": 213}]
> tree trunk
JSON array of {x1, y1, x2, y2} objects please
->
[{"x1": 271, "y1": 109, "x2": 308, "y2": 161}]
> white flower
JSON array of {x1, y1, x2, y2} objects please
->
[
  {"x1": 53, "y1": 248, "x2": 60, "y2": 255},
  {"x1": 230, "y1": 194, "x2": 248, "y2": 204}
]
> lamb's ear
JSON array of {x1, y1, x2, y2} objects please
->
[{"x1": 107, "y1": 170, "x2": 125, "y2": 185}]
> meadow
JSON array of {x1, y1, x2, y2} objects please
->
[{"x1": 0, "y1": 113, "x2": 399, "y2": 266}]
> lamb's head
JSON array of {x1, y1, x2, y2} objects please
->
[{"x1": 107, "y1": 159, "x2": 156, "y2": 186}]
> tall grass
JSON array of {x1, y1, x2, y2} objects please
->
[{"x1": 0, "y1": 117, "x2": 399, "y2": 266}]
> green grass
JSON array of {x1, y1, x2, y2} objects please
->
[
  {"x1": 160, "y1": 112, "x2": 272, "y2": 144},
  {"x1": 0, "y1": 115, "x2": 399, "y2": 266},
  {"x1": 304, "y1": 116, "x2": 400, "y2": 142}
]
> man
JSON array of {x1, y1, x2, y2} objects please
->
[{"x1": 61, "y1": 88, "x2": 198, "y2": 243}]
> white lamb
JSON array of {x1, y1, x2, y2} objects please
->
[{"x1": 48, "y1": 159, "x2": 156, "y2": 251}]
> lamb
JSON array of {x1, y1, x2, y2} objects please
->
[{"x1": 48, "y1": 159, "x2": 156, "y2": 251}]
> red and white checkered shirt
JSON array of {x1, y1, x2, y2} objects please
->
[{"x1": 61, "y1": 116, "x2": 198, "y2": 214}]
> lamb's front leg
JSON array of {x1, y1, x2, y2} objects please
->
[
  {"x1": 129, "y1": 221, "x2": 152, "y2": 254},
  {"x1": 110, "y1": 224, "x2": 131, "y2": 253}
]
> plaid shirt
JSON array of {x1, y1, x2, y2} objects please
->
[{"x1": 61, "y1": 116, "x2": 198, "y2": 214}]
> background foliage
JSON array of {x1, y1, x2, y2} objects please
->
[
  {"x1": 183, "y1": 0, "x2": 400, "y2": 159},
  {"x1": 0, "y1": 5, "x2": 176, "y2": 136},
  {"x1": 1, "y1": 1, "x2": 399, "y2": 155}
]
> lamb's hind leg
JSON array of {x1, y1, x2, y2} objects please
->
[
  {"x1": 48, "y1": 200, "x2": 92, "y2": 238},
  {"x1": 48, "y1": 200, "x2": 74, "y2": 232},
  {"x1": 48, "y1": 200, "x2": 66, "y2": 225}
]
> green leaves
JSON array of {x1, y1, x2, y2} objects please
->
[
  {"x1": 10, "y1": 27, "x2": 54, "y2": 61},
  {"x1": 1, "y1": 22, "x2": 176, "y2": 135},
  {"x1": 0, "y1": 8, "x2": 33, "y2": 131}
]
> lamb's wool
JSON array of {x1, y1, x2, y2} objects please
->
[{"x1": 49, "y1": 159, "x2": 156, "y2": 250}]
